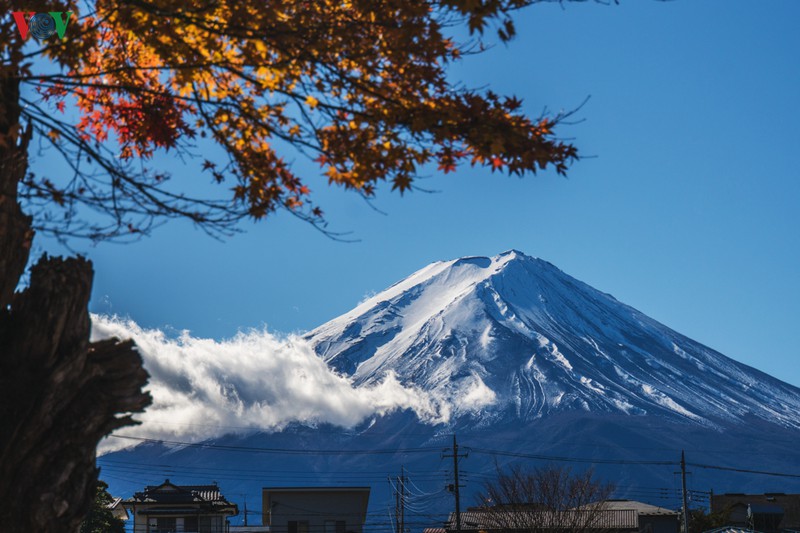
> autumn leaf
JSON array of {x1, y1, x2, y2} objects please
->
[
  {"x1": 7, "y1": 0, "x2": 579, "y2": 238},
  {"x1": 438, "y1": 161, "x2": 457, "y2": 174},
  {"x1": 392, "y1": 174, "x2": 413, "y2": 193}
]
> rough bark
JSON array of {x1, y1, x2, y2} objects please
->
[
  {"x1": 0, "y1": 74, "x2": 151, "y2": 533},
  {"x1": 0, "y1": 71, "x2": 33, "y2": 307}
]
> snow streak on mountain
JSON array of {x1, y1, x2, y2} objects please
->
[
  {"x1": 101, "y1": 251, "x2": 800, "y2": 507},
  {"x1": 307, "y1": 250, "x2": 800, "y2": 430}
]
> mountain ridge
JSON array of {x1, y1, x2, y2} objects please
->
[
  {"x1": 101, "y1": 251, "x2": 800, "y2": 519},
  {"x1": 306, "y1": 250, "x2": 800, "y2": 430}
]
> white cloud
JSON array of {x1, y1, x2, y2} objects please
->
[
  {"x1": 357, "y1": 289, "x2": 378, "y2": 306},
  {"x1": 457, "y1": 373, "x2": 497, "y2": 415},
  {"x1": 91, "y1": 315, "x2": 448, "y2": 453}
]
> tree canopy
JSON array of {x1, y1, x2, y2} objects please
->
[
  {"x1": 2, "y1": 0, "x2": 580, "y2": 240},
  {"x1": 79, "y1": 480, "x2": 125, "y2": 533},
  {"x1": 1, "y1": 1, "x2": 598, "y2": 531},
  {"x1": 475, "y1": 465, "x2": 615, "y2": 533}
]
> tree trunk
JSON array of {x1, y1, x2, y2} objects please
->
[{"x1": 1, "y1": 73, "x2": 151, "y2": 533}]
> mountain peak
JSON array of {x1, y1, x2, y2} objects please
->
[
  {"x1": 452, "y1": 249, "x2": 538, "y2": 267},
  {"x1": 498, "y1": 248, "x2": 527, "y2": 259},
  {"x1": 307, "y1": 252, "x2": 800, "y2": 430}
]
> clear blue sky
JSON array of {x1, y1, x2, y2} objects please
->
[{"x1": 37, "y1": 1, "x2": 800, "y2": 387}]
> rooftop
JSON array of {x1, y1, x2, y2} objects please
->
[{"x1": 124, "y1": 479, "x2": 238, "y2": 516}]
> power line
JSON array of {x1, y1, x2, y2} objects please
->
[
  {"x1": 101, "y1": 436, "x2": 800, "y2": 483},
  {"x1": 687, "y1": 461, "x2": 800, "y2": 479},
  {"x1": 107, "y1": 434, "x2": 442, "y2": 455},
  {"x1": 470, "y1": 447, "x2": 679, "y2": 466},
  {"x1": 98, "y1": 460, "x2": 445, "y2": 482}
]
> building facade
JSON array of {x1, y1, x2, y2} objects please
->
[
  {"x1": 124, "y1": 479, "x2": 238, "y2": 533},
  {"x1": 262, "y1": 487, "x2": 370, "y2": 533},
  {"x1": 431, "y1": 499, "x2": 679, "y2": 533},
  {"x1": 711, "y1": 493, "x2": 800, "y2": 533}
]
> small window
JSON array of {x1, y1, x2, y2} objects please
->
[
  {"x1": 184, "y1": 515, "x2": 199, "y2": 531},
  {"x1": 324, "y1": 520, "x2": 346, "y2": 533},
  {"x1": 198, "y1": 515, "x2": 221, "y2": 533},
  {"x1": 157, "y1": 517, "x2": 177, "y2": 532},
  {"x1": 289, "y1": 520, "x2": 309, "y2": 533}
]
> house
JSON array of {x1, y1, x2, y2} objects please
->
[
  {"x1": 439, "y1": 507, "x2": 635, "y2": 533},
  {"x1": 123, "y1": 479, "x2": 238, "y2": 533},
  {"x1": 601, "y1": 500, "x2": 680, "y2": 533},
  {"x1": 710, "y1": 493, "x2": 800, "y2": 533},
  {"x1": 435, "y1": 499, "x2": 679, "y2": 533},
  {"x1": 108, "y1": 496, "x2": 129, "y2": 522},
  {"x1": 262, "y1": 487, "x2": 370, "y2": 533}
]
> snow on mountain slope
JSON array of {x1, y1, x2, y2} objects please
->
[{"x1": 307, "y1": 251, "x2": 800, "y2": 429}]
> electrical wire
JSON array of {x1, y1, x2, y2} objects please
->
[
  {"x1": 469, "y1": 447, "x2": 679, "y2": 466},
  {"x1": 108, "y1": 434, "x2": 443, "y2": 455}
]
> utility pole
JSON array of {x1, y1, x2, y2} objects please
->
[
  {"x1": 400, "y1": 465, "x2": 406, "y2": 533},
  {"x1": 681, "y1": 450, "x2": 690, "y2": 533},
  {"x1": 392, "y1": 467, "x2": 408, "y2": 533},
  {"x1": 394, "y1": 473, "x2": 400, "y2": 533},
  {"x1": 443, "y1": 434, "x2": 467, "y2": 533}
]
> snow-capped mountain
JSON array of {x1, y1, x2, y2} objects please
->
[
  {"x1": 103, "y1": 251, "x2": 800, "y2": 515},
  {"x1": 307, "y1": 250, "x2": 800, "y2": 430}
]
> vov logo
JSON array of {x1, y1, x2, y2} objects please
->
[{"x1": 11, "y1": 11, "x2": 73, "y2": 40}]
